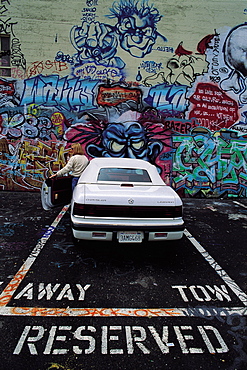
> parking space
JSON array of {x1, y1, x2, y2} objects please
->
[{"x1": 0, "y1": 192, "x2": 246, "y2": 369}]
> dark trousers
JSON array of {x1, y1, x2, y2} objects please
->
[{"x1": 72, "y1": 177, "x2": 80, "y2": 192}]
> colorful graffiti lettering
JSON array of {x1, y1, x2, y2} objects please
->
[
  {"x1": 145, "y1": 84, "x2": 188, "y2": 114},
  {"x1": 0, "y1": 136, "x2": 70, "y2": 191},
  {"x1": 20, "y1": 75, "x2": 98, "y2": 112},
  {"x1": 172, "y1": 129, "x2": 247, "y2": 197},
  {"x1": 0, "y1": 111, "x2": 65, "y2": 140}
]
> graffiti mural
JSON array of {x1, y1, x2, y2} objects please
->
[
  {"x1": 0, "y1": 0, "x2": 26, "y2": 72},
  {"x1": 172, "y1": 128, "x2": 247, "y2": 197},
  {"x1": 0, "y1": 0, "x2": 246, "y2": 197}
]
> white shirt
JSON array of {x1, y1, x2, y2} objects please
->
[{"x1": 56, "y1": 154, "x2": 89, "y2": 177}]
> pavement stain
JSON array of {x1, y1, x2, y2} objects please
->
[
  {"x1": 47, "y1": 362, "x2": 75, "y2": 370},
  {"x1": 130, "y1": 275, "x2": 157, "y2": 288},
  {"x1": 52, "y1": 241, "x2": 75, "y2": 254},
  {"x1": 113, "y1": 261, "x2": 135, "y2": 276}
]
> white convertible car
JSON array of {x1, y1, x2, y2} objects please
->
[{"x1": 41, "y1": 158, "x2": 184, "y2": 243}]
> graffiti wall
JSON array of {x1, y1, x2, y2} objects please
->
[{"x1": 0, "y1": 0, "x2": 246, "y2": 197}]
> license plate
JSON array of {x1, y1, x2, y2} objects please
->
[{"x1": 118, "y1": 231, "x2": 143, "y2": 243}]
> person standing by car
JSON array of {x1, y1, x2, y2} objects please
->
[{"x1": 50, "y1": 143, "x2": 89, "y2": 191}]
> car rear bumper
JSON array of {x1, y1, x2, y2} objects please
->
[{"x1": 71, "y1": 218, "x2": 184, "y2": 242}]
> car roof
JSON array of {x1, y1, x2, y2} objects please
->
[
  {"x1": 89, "y1": 157, "x2": 155, "y2": 169},
  {"x1": 79, "y1": 157, "x2": 165, "y2": 185}
]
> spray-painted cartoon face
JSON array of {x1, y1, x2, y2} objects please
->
[
  {"x1": 224, "y1": 25, "x2": 247, "y2": 78},
  {"x1": 110, "y1": 0, "x2": 163, "y2": 58},
  {"x1": 166, "y1": 54, "x2": 208, "y2": 86},
  {"x1": 87, "y1": 121, "x2": 162, "y2": 161},
  {"x1": 117, "y1": 13, "x2": 157, "y2": 58}
]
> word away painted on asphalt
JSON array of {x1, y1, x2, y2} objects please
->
[
  {"x1": 14, "y1": 325, "x2": 228, "y2": 355},
  {"x1": 13, "y1": 283, "x2": 91, "y2": 301}
]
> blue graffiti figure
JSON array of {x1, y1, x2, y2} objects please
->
[
  {"x1": 108, "y1": 0, "x2": 167, "y2": 58},
  {"x1": 87, "y1": 121, "x2": 162, "y2": 163},
  {"x1": 70, "y1": 21, "x2": 125, "y2": 69},
  {"x1": 70, "y1": 0, "x2": 166, "y2": 70}
]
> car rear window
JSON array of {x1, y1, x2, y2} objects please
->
[{"x1": 97, "y1": 168, "x2": 152, "y2": 182}]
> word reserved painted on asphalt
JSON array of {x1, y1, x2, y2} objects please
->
[{"x1": 14, "y1": 324, "x2": 228, "y2": 355}]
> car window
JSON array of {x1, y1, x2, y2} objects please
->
[{"x1": 97, "y1": 167, "x2": 152, "y2": 182}]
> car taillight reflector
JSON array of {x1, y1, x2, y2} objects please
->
[
  {"x1": 154, "y1": 232, "x2": 168, "y2": 238},
  {"x1": 73, "y1": 203, "x2": 183, "y2": 218},
  {"x1": 92, "y1": 232, "x2": 107, "y2": 238}
]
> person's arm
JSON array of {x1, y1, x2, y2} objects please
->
[{"x1": 50, "y1": 157, "x2": 74, "y2": 178}]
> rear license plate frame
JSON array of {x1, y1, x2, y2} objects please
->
[{"x1": 117, "y1": 231, "x2": 143, "y2": 243}]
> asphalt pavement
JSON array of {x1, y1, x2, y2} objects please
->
[{"x1": 0, "y1": 191, "x2": 246, "y2": 370}]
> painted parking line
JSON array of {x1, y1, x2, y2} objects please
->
[
  {"x1": 0, "y1": 208, "x2": 246, "y2": 318},
  {"x1": 0, "y1": 204, "x2": 70, "y2": 308},
  {"x1": 184, "y1": 229, "x2": 247, "y2": 306},
  {"x1": 0, "y1": 305, "x2": 246, "y2": 317},
  {"x1": 233, "y1": 200, "x2": 247, "y2": 209}
]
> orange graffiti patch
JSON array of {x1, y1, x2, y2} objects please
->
[
  {"x1": 97, "y1": 85, "x2": 142, "y2": 107},
  {"x1": 2, "y1": 307, "x2": 183, "y2": 317}
]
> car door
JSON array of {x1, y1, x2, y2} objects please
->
[{"x1": 41, "y1": 176, "x2": 72, "y2": 210}]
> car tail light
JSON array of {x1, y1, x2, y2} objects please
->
[
  {"x1": 73, "y1": 203, "x2": 85, "y2": 216},
  {"x1": 73, "y1": 203, "x2": 183, "y2": 218},
  {"x1": 174, "y1": 205, "x2": 183, "y2": 217}
]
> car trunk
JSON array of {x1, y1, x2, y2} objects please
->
[
  {"x1": 73, "y1": 183, "x2": 182, "y2": 218},
  {"x1": 77, "y1": 183, "x2": 176, "y2": 205}
]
